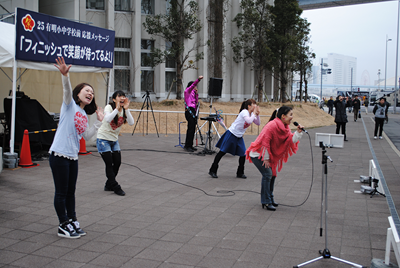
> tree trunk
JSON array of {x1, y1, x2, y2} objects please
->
[
  {"x1": 273, "y1": 74, "x2": 279, "y2": 102},
  {"x1": 280, "y1": 68, "x2": 287, "y2": 103},
  {"x1": 257, "y1": 68, "x2": 264, "y2": 102},
  {"x1": 299, "y1": 70, "x2": 303, "y2": 103},
  {"x1": 304, "y1": 78, "x2": 308, "y2": 103},
  {"x1": 176, "y1": 61, "x2": 183, "y2": 100}
]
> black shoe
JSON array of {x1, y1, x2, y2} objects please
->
[
  {"x1": 262, "y1": 204, "x2": 276, "y2": 211},
  {"x1": 69, "y1": 219, "x2": 86, "y2": 236},
  {"x1": 344, "y1": 139, "x2": 348, "y2": 141},
  {"x1": 266, "y1": 204, "x2": 276, "y2": 211},
  {"x1": 114, "y1": 189, "x2": 126, "y2": 196},
  {"x1": 208, "y1": 171, "x2": 218, "y2": 178},
  {"x1": 236, "y1": 174, "x2": 247, "y2": 179},
  {"x1": 184, "y1": 147, "x2": 194, "y2": 152},
  {"x1": 190, "y1": 147, "x2": 198, "y2": 151},
  {"x1": 272, "y1": 202, "x2": 279, "y2": 207},
  {"x1": 104, "y1": 185, "x2": 112, "y2": 191},
  {"x1": 58, "y1": 221, "x2": 80, "y2": 239}
]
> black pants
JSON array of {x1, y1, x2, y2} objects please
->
[
  {"x1": 353, "y1": 108, "x2": 359, "y2": 121},
  {"x1": 210, "y1": 151, "x2": 246, "y2": 176},
  {"x1": 374, "y1": 118, "x2": 385, "y2": 137},
  {"x1": 49, "y1": 154, "x2": 78, "y2": 223},
  {"x1": 101, "y1": 151, "x2": 122, "y2": 191},
  {"x1": 184, "y1": 107, "x2": 196, "y2": 148},
  {"x1": 336, "y1": 122, "x2": 346, "y2": 140},
  {"x1": 328, "y1": 106, "x2": 333, "y2": 115}
]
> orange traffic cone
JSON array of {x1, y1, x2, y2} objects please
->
[
  {"x1": 19, "y1": 129, "x2": 39, "y2": 168},
  {"x1": 78, "y1": 137, "x2": 92, "y2": 155}
]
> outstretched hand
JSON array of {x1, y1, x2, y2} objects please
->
[
  {"x1": 199, "y1": 76, "x2": 204, "y2": 80},
  {"x1": 54, "y1": 57, "x2": 71, "y2": 76},
  {"x1": 96, "y1": 107, "x2": 104, "y2": 122}
]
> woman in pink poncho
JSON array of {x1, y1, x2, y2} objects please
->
[{"x1": 245, "y1": 106, "x2": 304, "y2": 211}]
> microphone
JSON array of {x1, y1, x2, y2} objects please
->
[{"x1": 293, "y1": 121, "x2": 308, "y2": 133}]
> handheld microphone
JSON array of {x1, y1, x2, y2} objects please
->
[{"x1": 293, "y1": 121, "x2": 308, "y2": 133}]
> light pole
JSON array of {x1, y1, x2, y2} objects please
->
[
  {"x1": 377, "y1": 69, "x2": 381, "y2": 90},
  {"x1": 394, "y1": 0, "x2": 400, "y2": 114},
  {"x1": 320, "y1": 58, "x2": 332, "y2": 102},
  {"x1": 385, "y1": 35, "x2": 392, "y2": 91},
  {"x1": 351, "y1": 67, "x2": 353, "y2": 96}
]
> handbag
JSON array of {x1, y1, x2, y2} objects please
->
[{"x1": 358, "y1": 110, "x2": 361, "y2": 118}]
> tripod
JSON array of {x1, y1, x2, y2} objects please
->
[
  {"x1": 294, "y1": 142, "x2": 366, "y2": 268},
  {"x1": 196, "y1": 97, "x2": 221, "y2": 155},
  {"x1": 132, "y1": 90, "x2": 159, "y2": 137},
  {"x1": 369, "y1": 179, "x2": 386, "y2": 198}
]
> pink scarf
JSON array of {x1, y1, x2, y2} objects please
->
[{"x1": 246, "y1": 118, "x2": 299, "y2": 176}]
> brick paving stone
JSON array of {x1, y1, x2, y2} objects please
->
[{"x1": 0, "y1": 112, "x2": 399, "y2": 267}]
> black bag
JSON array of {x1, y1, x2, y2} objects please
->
[{"x1": 358, "y1": 111, "x2": 361, "y2": 118}]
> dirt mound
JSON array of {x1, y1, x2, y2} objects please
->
[{"x1": 121, "y1": 101, "x2": 335, "y2": 135}]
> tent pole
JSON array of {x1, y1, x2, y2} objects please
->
[
  {"x1": 10, "y1": 56, "x2": 17, "y2": 155},
  {"x1": 10, "y1": 7, "x2": 17, "y2": 154}
]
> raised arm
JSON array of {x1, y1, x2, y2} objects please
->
[
  {"x1": 184, "y1": 76, "x2": 203, "y2": 94},
  {"x1": 54, "y1": 57, "x2": 73, "y2": 105}
]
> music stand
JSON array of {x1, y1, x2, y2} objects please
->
[{"x1": 294, "y1": 142, "x2": 366, "y2": 268}]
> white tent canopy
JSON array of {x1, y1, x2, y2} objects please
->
[
  {"x1": 0, "y1": 21, "x2": 112, "y2": 154},
  {"x1": 0, "y1": 21, "x2": 109, "y2": 73}
]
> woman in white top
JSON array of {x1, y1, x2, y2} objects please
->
[
  {"x1": 96, "y1": 91, "x2": 134, "y2": 196},
  {"x1": 208, "y1": 99, "x2": 260, "y2": 179},
  {"x1": 50, "y1": 57, "x2": 104, "y2": 238}
]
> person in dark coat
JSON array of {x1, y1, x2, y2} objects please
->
[
  {"x1": 352, "y1": 95, "x2": 361, "y2": 122},
  {"x1": 327, "y1": 96, "x2": 334, "y2": 115},
  {"x1": 333, "y1": 95, "x2": 350, "y2": 141},
  {"x1": 347, "y1": 97, "x2": 353, "y2": 113},
  {"x1": 372, "y1": 97, "x2": 389, "y2": 139}
]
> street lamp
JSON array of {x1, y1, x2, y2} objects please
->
[
  {"x1": 320, "y1": 58, "x2": 332, "y2": 102},
  {"x1": 385, "y1": 35, "x2": 392, "y2": 91},
  {"x1": 377, "y1": 69, "x2": 381, "y2": 90}
]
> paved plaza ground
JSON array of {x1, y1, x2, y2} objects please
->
[{"x1": 0, "y1": 111, "x2": 399, "y2": 268}]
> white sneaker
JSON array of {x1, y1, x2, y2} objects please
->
[
  {"x1": 374, "y1": 136, "x2": 377, "y2": 140},
  {"x1": 58, "y1": 221, "x2": 80, "y2": 238},
  {"x1": 379, "y1": 136, "x2": 383, "y2": 140}
]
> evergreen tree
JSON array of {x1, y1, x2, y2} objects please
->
[{"x1": 231, "y1": 0, "x2": 273, "y2": 102}]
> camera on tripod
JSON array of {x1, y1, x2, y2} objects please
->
[
  {"x1": 142, "y1": 90, "x2": 155, "y2": 98},
  {"x1": 359, "y1": 175, "x2": 385, "y2": 197}
]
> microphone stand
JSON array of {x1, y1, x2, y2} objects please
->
[{"x1": 294, "y1": 142, "x2": 366, "y2": 268}]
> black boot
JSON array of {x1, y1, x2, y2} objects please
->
[
  {"x1": 209, "y1": 163, "x2": 218, "y2": 178},
  {"x1": 236, "y1": 166, "x2": 247, "y2": 179},
  {"x1": 236, "y1": 156, "x2": 247, "y2": 178},
  {"x1": 113, "y1": 184, "x2": 125, "y2": 196}
]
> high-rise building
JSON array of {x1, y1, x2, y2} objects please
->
[{"x1": 316, "y1": 53, "x2": 357, "y2": 87}]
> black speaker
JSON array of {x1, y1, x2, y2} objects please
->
[{"x1": 208, "y1": 77, "x2": 223, "y2": 97}]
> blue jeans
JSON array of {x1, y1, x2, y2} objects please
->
[
  {"x1": 96, "y1": 139, "x2": 120, "y2": 153},
  {"x1": 251, "y1": 157, "x2": 276, "y2": 205},
  {"x1": 49, "y1": 153, "x2": 78, "y2": 223}
]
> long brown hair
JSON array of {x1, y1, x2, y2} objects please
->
[
  {"x1": 109, "y1": 90, "x2": 127, "y2": 125},
  {"x1": 72, "y1": 83, "x2": 97, "y2": 115}
]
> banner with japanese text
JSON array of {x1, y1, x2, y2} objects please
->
[{"x1": 15, "y1": 8, "x2": 115, "y2": 68}]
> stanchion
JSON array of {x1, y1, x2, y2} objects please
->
[
  {"x1": 175, "y1": 121, "x2": 186, "y2": 148},
  {"x1": 19, "y1": 129, "x2": 39, "y2": 168}
]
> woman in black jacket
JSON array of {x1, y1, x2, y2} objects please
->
[{"x1": 333, "y1": 95, "x2": 350, "y2": 141}]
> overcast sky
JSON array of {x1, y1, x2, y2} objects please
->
[{"x1": 301, "y1": 0, "x2": 399, "y2": 86}]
